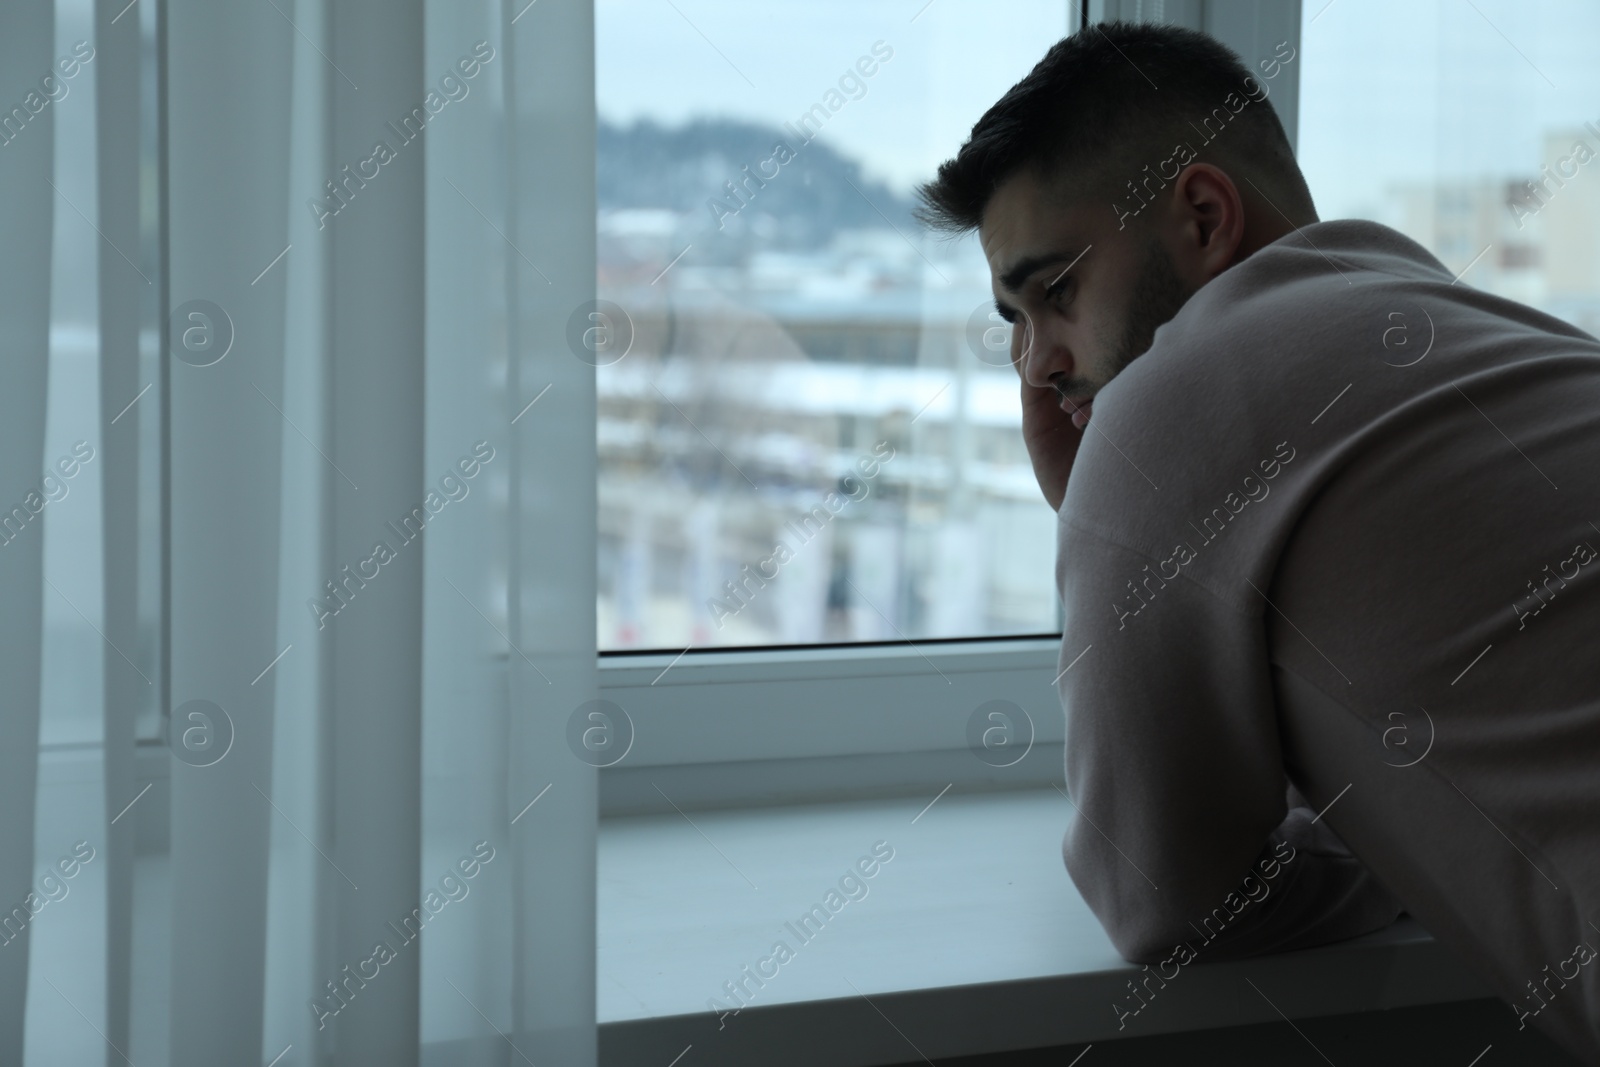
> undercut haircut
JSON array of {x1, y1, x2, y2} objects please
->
[{"x1": 915, "y1": 22, "x2": 1315, "y2": 235}]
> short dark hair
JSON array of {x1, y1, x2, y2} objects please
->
[{"x1": 915, "y1": 22, "x2": 1314, "y2": 234}]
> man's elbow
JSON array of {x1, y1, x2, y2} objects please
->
[
  {"x1": 1083, "y1": 888, "x2": 1219, "y2": 965},
  {"x1": 1105, "y1": 920, "x2": 1184, "y2": 965},
  {"x1": 1063, "y1": 835, "x2": 1186, "y2": 963}
]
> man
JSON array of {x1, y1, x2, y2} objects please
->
[{"x1": 918, "y1": 22, "x2": 1600, "y2": 1062}]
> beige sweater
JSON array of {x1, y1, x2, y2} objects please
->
[{"x1": 1056, "y1": 219, "x2": 1600, "y2": 1062}]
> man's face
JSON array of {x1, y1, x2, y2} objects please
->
[{"x1": 980, "y1": 167, "x2": 1194, "y2": 428}]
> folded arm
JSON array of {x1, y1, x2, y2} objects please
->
[{"x1": 1056, "y1": 524, "x2": 1402, "y2": 963}]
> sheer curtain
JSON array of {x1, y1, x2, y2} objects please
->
[{"x1": 4, "y1": 0, "x2": 598, "y2": 1064}]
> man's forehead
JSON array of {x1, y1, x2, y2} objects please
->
[
  {"x1": 980, "y1": 175, "x2": 1090, "y2": 276},
  {"x1": 978, "y1": 177, "x2": 1036, "y2": 259}
]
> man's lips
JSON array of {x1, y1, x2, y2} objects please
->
[{"x1": 1061, "y1": 395, "x2": 1093, "y2": 430}]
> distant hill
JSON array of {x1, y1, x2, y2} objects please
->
[{"x1": 598, "y1": 116, "x2": 919, "y2": 251}]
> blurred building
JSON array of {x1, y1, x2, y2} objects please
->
[
  {"x1": 595, "y1": 205, "x2": 1060, "y2": 650},
  {"x1": 1384, "y1": 127, "x2": 1600, "y2": 333}
]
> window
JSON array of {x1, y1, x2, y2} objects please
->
[
  {"x1": 594, "y1": 4, "x2": 1309, "y2": 801},
  {"x1": 593, "y1": 0, "x2": 1072, "y2": 651}
]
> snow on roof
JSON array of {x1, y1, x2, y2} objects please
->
[{"x1": 598, "y1": 360, "x2": 1022, "y2": 425}]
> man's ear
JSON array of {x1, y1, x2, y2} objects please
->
[{"x1": 1169, "y1": 162, "x2": 1245, "y2": 281}]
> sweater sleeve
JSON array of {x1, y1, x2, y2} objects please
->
[{"x1": 1055, "y1": 522, "x2": 1403, "y2": 963}]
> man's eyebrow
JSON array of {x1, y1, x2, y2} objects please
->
[{"x1": 999, "y1": 246, "x2": 1090, "y2": 293}]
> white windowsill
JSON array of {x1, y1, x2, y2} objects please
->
[{"x1": 598, "y1": 786, "x2": 1489, "y2": 1066}]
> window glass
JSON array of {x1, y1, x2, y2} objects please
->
[
  {"x1": 1300, "y1": 0, "x2": 1600, "y2": 333},
  {"x1": 595, "y1": 0, "x2": 1070, "y2": 650}
]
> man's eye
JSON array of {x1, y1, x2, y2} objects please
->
[{"x1": 1045, "y1": 276, "x2": 1074, "y2": 303}]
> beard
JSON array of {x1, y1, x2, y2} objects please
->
[{"x1": 1098, "y1": 237, "x2": 1194, "y2": 383}]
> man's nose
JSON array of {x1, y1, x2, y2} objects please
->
[{"x1": 1022, "y1": 326, "x2": 1070, "y2": 389}]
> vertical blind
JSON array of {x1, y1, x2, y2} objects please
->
[{"x1": 3, "y1": 0, "x2": 599, "y2": 1064}]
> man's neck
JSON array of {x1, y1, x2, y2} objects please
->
[{"x1": 1235, "y1": 203, "x2": 1320, "y2": 263}]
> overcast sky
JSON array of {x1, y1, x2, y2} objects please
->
[
  {"x1": 599, "y1": 0, "x2": 1600, "y2": 220},
  {"x1": 1299, "y1": 0, "x2": 1600, "y2": 218},
  {"x1": 597, "y1": 0, "x2": 1069, "y2": 194}
]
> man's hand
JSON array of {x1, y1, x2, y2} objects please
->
[{"x1": 1012, "y1": 327, "x2": 1084, "y2": 512}]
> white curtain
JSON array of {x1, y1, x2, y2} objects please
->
[
  {"x1": 0, "y1": 2, "x2": 56, "y2": 1062},
  {"x1": 5, "y1": 0, "x2": 598, "y2": 1064}
]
